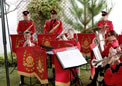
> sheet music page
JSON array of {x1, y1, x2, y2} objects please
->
[
  {"x1": 56, "y1": 48, "x2": 87, "y2": 69},
  {"x1": 93, "y1": 46, "x2": 103, "y2": 60}
]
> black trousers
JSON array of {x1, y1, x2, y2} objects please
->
[
  {"x1": 91, "y1": 67, "x2": 104, "y2": 85},
  {"x1": 20, "y1": 75, "x2": 24, "y2": 84}
]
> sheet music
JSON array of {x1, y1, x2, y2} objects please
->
[
  {"x1": 56, "y1": 48, "x2": 87, "y2": 69},
  {"x1": 93, "y1": 46, "x2": 103, "y2": 60}
]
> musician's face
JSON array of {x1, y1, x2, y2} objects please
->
[
  {"x1": 51, "y1": 14, "x2": 56, "y2": 20},
  {"x1": 67, "y1": 30, "x2": 74, "y2": 39},
  {"x1": 24, "y1": 33, "x2": 31, "y2": 40},
  {"x1": 107, "y1": 35, "x2": 116, "y2": 42},
  {"x1": 102, "y1": 15, "x2": 108, "y2": 21},
  {"x1": 23, "y1": 15, "x2": 28, "y2": 21}
]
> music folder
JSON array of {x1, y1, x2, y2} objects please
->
[{"x1": 52, "y1": 47, "x2": 87, "y2": 69}]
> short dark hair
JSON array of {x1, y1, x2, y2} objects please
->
[
  {"x1": 24, "y1": 31, "x2": 32, "y2": 35},
  {"x1": 108, "y1": 30, "x2": 118, "y2": 37}
]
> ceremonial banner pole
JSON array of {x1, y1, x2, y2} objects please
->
[{"x1": 0, "y1": 0, "x2": 10, "y2": 86}]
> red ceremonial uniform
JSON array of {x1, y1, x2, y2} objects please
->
[
  {"x1": 17, "y1": 20, "x2": 35, "y2": 34},
  {"x1": 97, "y1": 20, "x2": 113, "y2": 38},
  {"x1": 104, "y1": 64, "x2": 122, "y2": 86},
  {"x1": 101, "y1": 40, "x2": 119, "y2": 69},
  {"x1": 101, "y1": 40, "x2": 119, "y2": 57},
  {"x1": 44, "y1": 19, "x2": 63, "y2": 36}
]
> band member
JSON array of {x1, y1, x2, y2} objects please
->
[
  {"x1": 58, "y1": 29, "x2": 81, "y2": 50},
  {"x1": 17, "y1": 11, "x2": 35, "y2": 34},
  {"x1": 66, "y1": 29, "x2": 81, "y2": 50},
  {"x1": 17, "y1": 31, "x2": 37, "y2": 85},
  {"x1": 102, "y1": 30, "x2": 120, "y2": 58},
  {"x1": 88, "y1": 30, "x2": 120, "y2": 86},
  {"x1": 104, "y1": 58, "x2": 122, "y2": 86},
  {"x1": 17, "y1": 31, "x2": 37, "y2": 47},
  {"x1": 97, "y1": 11, "x2": 114, "y2": 38},
  {"x1": 54, "y1": 29, "x2": 81, "y2": 86},
  {"x1": 44, "y1": 10, "x2": 63, "y2": 36}
]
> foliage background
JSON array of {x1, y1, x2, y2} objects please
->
[
  {"x1": 27, "y1": 0, "x2": 62, "y2": 33},
  {"x1": 62, "y1": 0, "x2": 112, "y2": 33}
]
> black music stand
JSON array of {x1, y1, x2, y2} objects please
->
[
  {"x1": 53, "y1": 47, "x2": 87, "y2": 86},
  {"x1": 41, "y1": 45, "x2": 55, "y2": 85}
]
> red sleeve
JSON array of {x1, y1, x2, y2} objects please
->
[
  {"x1": 101, "y1": 44, "x2": 111, "y2": 57},
  {"x1": 44, "y1": 21, "x2": 48, "y2": 33},
  {"x1": 97, "y1": 21, "x2": 102, "y2": 28},
  {"x1": 109, "y1": 21, "x2": 114, "y2": 31},
  {"x1": 76, "y1": 41, "x2": 81, "y2": 51},
  {"x1": 31, "y1": 22, "x2": 35, "y2": 34},
  {"x1": 57, "y1": 20, "x2": 63, "y2": 35},
  {"x1": 104, "y1": 68, "x2": 116, "y2": 85},
  {"x1": 17, "y1": 21, "x2": 21, "y2": 34}
]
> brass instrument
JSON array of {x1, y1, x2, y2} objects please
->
[
  {"x1": 92, "y1": 49, "x2": 122, "y2": 68},
  {"x1": 24, "y1": 24, "x2": 33, "y2": 33}
]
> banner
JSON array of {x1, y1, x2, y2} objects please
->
[
  {"x1": 10, "y1": 34, "x2": 24, "y2": 52},
  {"x1": 38, "y1": 34, "x2": 56, "y2": 46},
  {"x1": 77, "y1": 33, "x2": 96, "y2": 56},
  {"x1": 16, "y1": 47, "x2": 48, "y2": 84},
  {"x1": 50, "y1": 40, "x2": 77, "y2": 48}
]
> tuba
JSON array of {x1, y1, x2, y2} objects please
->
[{"x1": 91, "y1": 32, "x2": 105, "y2": 68}]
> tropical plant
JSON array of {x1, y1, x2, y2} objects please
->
[
  {"x1": 27, "y1": 0, "x2": 62, "y2": 33},
  {"x1": 63, "y1": 0, "x2": 113, "y2": 33}
]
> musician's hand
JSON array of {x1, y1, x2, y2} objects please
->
[
  {"x1": 109, "y1": 47, "x2": 117, "y2": 56},
  {"x1": 23, "y1": 40, "x2": 30, "y2": 47},
  {"x1": 115, "y1": 60, "x2": 121, "y2": 65},
  {"x1": 108, "y1": 57, "x2": 115, "y2": 65},
  {"x1": 23, "y1": 41, "x2": 28, "y2": 47},
  {"x1": 31, "y1": 43, "x2": 35, "y2": 47}
]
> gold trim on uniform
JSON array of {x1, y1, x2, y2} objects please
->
[{"x1": 55, "y1": 81, "x2": 70, "y2": 86}]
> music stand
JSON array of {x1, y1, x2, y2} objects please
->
[{"x1": 52, "y1": 47, "x2": 87, "y2": 86}]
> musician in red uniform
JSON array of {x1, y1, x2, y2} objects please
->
[
  {"x1": 97, "y1": 11, "x2": 114, "y2": 38},
  {"x1": 88, "y1": 30, "x2": 120, "y2": 86},
  {"x1": 17, "y1": 31, "x2": 37, "y2": 85},
  {"x1": 54, "y1": 29, "x2": 81, "y2": 86},
  {"x1": 104, "y1": 57, "x2": 122, "y2": 86},
  {"x1": 17, "y1": 11, "x2": 35, "y2": 34},
  {"x1": 44, "y1": 10, "x2": 63, "y2": 36},
  {"x1": 66, "y1": 29, "x2": 81, "y2": 50},
  {"x1": 101, "y1": 30, "x2": 120, "y2": 58},
  {"x1": 17, "y1": 31, "x2": 37, "y2": 47}
]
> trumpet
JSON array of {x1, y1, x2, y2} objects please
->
[{"x1": 92, "y1": 51, "x2": 122, "y2": 68}]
